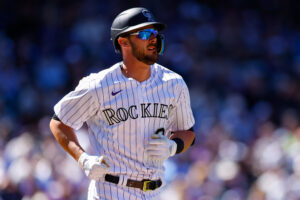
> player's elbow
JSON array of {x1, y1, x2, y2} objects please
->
[{"x1": 49, "y1": 118, "x2": 60, "y2": 136}]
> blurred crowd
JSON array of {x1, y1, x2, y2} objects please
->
[{"x1": 1, "y1": 0, "x2": 300, "y2": 199}]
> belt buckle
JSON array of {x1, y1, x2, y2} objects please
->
[{"x1": 143, "y1": 180, "x2": 152, "y2": 191}]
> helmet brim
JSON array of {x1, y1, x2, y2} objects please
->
[{"x1": 112, "y1": 22, "x2": 166, "y2": 37}]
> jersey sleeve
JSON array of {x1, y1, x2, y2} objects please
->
[
  {"x1": 168, "y1": 79, "x2": 195, "y2": 132},
  {"x1": 54, "y1": 77, "x2": 99, "y2": 130}
]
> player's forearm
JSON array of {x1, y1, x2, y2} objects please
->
[
  {"x1": 169, "y1": 130, "x2": 195, "y2": 153},
  {"x1": 49, "y1": 119, "x2": 85, "y2": 161}
]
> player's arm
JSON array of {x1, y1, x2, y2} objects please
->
[
  {"x1": 169, "y1": 128, "x2": 195, "y2": 154},
  {"x1": 49, "y1": 115, "x2": 111, "y2": 180},
  {"x1": 168, "y1": 79, "x2": 196, "y2": 155},
  {"x1": 49, "y1": 116, "x2": 85, "y2": 161}
]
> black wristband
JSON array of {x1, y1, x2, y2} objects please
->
[{"x1": 172, "y1": 138, "x2": 184, "y2": 154}]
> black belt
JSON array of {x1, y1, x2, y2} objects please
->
[{"x1": 105, "y1": 174, "x2": 162, "y2": 191}]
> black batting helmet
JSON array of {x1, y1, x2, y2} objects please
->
[{"x1": 111, "y1": 7, "x2": 166, "y2": 53}]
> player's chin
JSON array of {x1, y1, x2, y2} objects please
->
[
  {"x1": 144, "y1": 55, "x2": 158, "y2": 65},
  {"x1": 149, "y1": 51, "x2": 159, "y2": 59}
]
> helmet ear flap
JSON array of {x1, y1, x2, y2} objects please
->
[
  {"x1": 157, "y1": 34, "x2": 165, "y2": 55},
  {"x1": 114, "y1": 37, "x2": 121, "y2": 53}
]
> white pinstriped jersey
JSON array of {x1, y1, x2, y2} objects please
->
[{"x1": 54, "y1": 62, "x2": 195, "y2": 200}]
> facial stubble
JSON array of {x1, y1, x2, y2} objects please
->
[{"x1": 128, "y1": 39, "x2": 158, "y2": 65}]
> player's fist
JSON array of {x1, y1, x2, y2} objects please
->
[
  {"x1": 78, "y1": 152, "x2": 111, "y2": 180},
  {"x1": 145, "y1": 134, "x2": 177, "y2": 161}
]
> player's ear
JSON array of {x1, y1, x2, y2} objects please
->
[{"x1": 118, "y1": 37, "x2": 129, "y2": 48}]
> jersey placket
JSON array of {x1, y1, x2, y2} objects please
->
[
  {"x1": 126, "y1": 78, "x2": 141, "y2": 178},
  {"x1": 137, "y1": 81, "x2": 147, "y2": 166},
  {"x1": 139, "y1": 79, "x2": 155, "y2": 177}
]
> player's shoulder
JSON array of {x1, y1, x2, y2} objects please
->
[
  {"x1": 78, "y1": 62, "x2": 120, "y2": 84},
  {"x1": 154, "y1": 63, "x2": 185, "y2": 83}
]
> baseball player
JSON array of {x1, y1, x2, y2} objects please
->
[{"x1": 49, "y1": 7, "x2": 195, "y2": 200}]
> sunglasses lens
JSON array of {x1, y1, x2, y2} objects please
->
[
  {"x1": 138, "y1": 29, "x2": 158, "y2": 40},
  {"x1": 139, "y1": 32, "x2": 152, "y2": 40}
]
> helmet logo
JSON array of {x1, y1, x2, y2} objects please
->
[{"x1": 142, "y1": 9, "x2": 154, "y2": 22}]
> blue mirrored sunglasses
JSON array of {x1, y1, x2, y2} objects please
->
[{"x1": 129, "y1": 29, "x2": 158, "y2": 40}]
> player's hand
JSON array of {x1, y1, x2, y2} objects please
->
[
  {"x1": 145, "y1": 134, "x2": 177, "y2": 161},
  {"x1": 78, "y1": 152, "x2": 111, "y2": 180}
]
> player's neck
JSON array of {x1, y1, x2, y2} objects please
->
[{"x1": 121, "y1": 59, "x2": 151, "y2": 82}]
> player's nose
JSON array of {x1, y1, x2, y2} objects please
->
[{"x1": 148, "y1": 34, "x2": 157, "y2": 42}]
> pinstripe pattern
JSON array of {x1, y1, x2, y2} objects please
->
[{"x1": 54, "y1": 62, "x2": 195, "y2": 200}]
